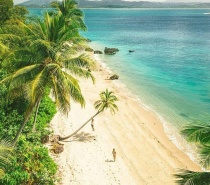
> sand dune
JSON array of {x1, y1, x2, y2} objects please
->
[{"x1": 50, "y1": 56, "x2": 201, "y2": 185}]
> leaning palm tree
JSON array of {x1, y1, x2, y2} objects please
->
[
  {"x1": 175, "y1": 121, "x2": 210, "y2": 185},
  {"x1": 0, "y1": 139, "x2": 13, "y2": 178},
  {"x1": 1, "y1": 11, "x2": 95, "y2": 145},
  {"x1": 59, "y1": 89, "x2": 118, "y2": 141}
]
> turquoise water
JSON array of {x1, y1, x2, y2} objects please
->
[
  {"x1": 82, "y1": 9, "x2": 210, "y2": 128},
  {"x1": 28, "y1": 8, "x2": 210, "y2": 128}
]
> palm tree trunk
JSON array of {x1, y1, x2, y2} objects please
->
[
  {"x1": 13, "y1": 113, "x2": 32, "y2": 146},
  {"x1": 13, "y1": 104, "x2": 35, "y2": 146},
  {"x1": 32, "y1": 98, "x2": 41, "y2": 132},
  {"x1": 59, "y1": 111, "x2": 101, "y2": 141}
]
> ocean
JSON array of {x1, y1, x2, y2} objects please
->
[{"x1": 28, "y1": 8, "x2": 210, "y2": 161}]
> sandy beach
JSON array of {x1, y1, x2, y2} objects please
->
[{"x1": 50, "y1": 54, "x2": 201, "y2": 185}]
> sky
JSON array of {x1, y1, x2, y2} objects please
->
[{"x1": 13, "y1": 0, "x2": 210, "y2": 5}]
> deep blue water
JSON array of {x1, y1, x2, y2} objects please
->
[{"x1": 28, "y1": 8, "x2": 210, "y2": 128}]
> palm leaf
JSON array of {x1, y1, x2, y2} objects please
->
[
  {"x1": 0, "y1": 139, "x2": 13, "y2": 178},
  {"x1": 200, "y1": 145, "x2": 210, "y2": 169},
  {"x1": 175, "y1": 169, "x2": 210, "y2": 185},
  {"x1": 63, "y1": 54, "x2": 95, "y2": 68},
  {"x1": 0, "y1": 64, "x2": 41, "y2": 89},
  {"x1": 94, "y1": 89, "x2": 118, "y2": 113},
  {"x1": 50, "y1": 67, "x2": 85, "y2": 114},
  {"x1": 181, "y1": 121, "x2": 210, "y2": 144}
]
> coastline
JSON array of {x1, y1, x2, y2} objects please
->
[{"x1": 50, "y1": 53, "x2": 201, "y2": 185}]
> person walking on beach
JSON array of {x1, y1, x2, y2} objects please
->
[
  {"x1": 112, "y1": 148, "x2": 116, "y2": 162},
  {"x1": 91, "y1": 118, "x2": 94, "y2": 131}
]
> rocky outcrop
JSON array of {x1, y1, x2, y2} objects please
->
[
  {"x1": 52, "y1": 143, "x2": 64, "y2": 154},
  {"x1": 41, "y1": 135, "x2": 50, "y2": 144},
  {"x1": 129, "y1": 50, "x2": 134, "y2": 53},
  {"x1": 94, "y1": 50, "x2": 103, "y2": 54},
  {"x1": 104, "y1": 47, "x2": 119, "y2": 55},
  {"x1": 110, "y1": 74, "x2": 119, "y2": 80},
  {"x1": 85, "y1": 47, "x2": 94, "y2": 52}
]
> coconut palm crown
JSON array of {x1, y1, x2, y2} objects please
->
[{"x1": 0, "y1": 7, "x2": 95, "y2": 144}]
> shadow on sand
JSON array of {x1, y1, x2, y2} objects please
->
[{"x1": 62, "y1": 132, "x2": 96, "y2": 143}]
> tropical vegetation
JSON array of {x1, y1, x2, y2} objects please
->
[
  {"x1": 0, "y1": 0, "x2": 95, "y2": 145},
  {"x1": 0, "y1": 140, "x2": 13, "y2": 178},
  {"x1": 175, "y1": 122, "x2": 210, "y2": 185},
  {"x1": 0, "y1": 0, "x2": 96, "y2": 184}
]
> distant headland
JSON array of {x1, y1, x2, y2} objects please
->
[{"x1": 18, "y1": 0, "x2": 210, "y2": 9}]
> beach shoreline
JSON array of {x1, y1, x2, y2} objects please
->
[{"x1": 50, "y1": 53, "x2": 201, "y2": 185}]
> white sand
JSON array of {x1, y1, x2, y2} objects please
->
[{"x1": 50, "y1": 55, "x2": 201, "y2": 185}]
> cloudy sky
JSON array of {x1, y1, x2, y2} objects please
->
[{"x1": 13, "y1": 0, "x2": 210, "y2": 5}]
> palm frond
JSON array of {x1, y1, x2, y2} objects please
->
[
  {"x1": 0, "y1": 33, "x2": 22, "y2": 41},
  {"x1": 26, "y1": 67, "x2": 48, "y2": 104},
  {"x1": 0, "y1": 43, "x2": 9, "y2": 55},
  {"x1": 0, "y1": 139, "x2": 13, "y2": 178},
  {"x1": 175, "y1": 169, "x2": 210, "y2": 185},
  {"x1": 181, "y1": 121, "x2": 210, "y2": 144},
  {"x1": 200, "y1": 145, "x2": 210, "y2": 169},
  {"x1": 63, "y1": 54, "x2": 95, "y2": 69},
  {"x1": 67, "y1": 66, "x2": 95, "y2": 83},
  {"x1": 65, "y1": 72, "x2": 85, "y2": 106},
  {"x1": 0, "y1": 64, "x2": 41, "y2": 89},
  {"x1": 50, "y1": 66, "x2": 85, "y2": 114}
]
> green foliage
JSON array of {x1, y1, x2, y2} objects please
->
[
  {"x1": 0, "y1": 1, "x2": 28, "y2": 25},
  {"x1": 175, "y1": 170, "x2": 210, "y2": 185},
  {"x1": 0, "y1": 139, "x2": 57, "y2": 185},
  {"x1": 94, "y1": 89, "x2": 118, "y2": 114},
  {"x1": 0, "y1": 139, "x2": 13, "y2": 178},
  {"x1": 181, "y1": 121, "x2": 210, "y2": 144},
  {"x1": 0, "y1": 0, "x2": 13, "y2": 25},
  {"x1": 181, "y1": 121, "x2": 210, "y2": 169},
  {"x1": 24, "y1": 96, "x2": 57, "y2": 144},
  {"x1": 0, "y1": 78, "x2": 57, "y2": 184},
  {"x1": 175, "y1": 120, "x2": 210, "y2": 184},
  {"x1": 0, "y1": 0, "x2": 92, "y2": 183},
  {"x1": 10, "y1": 6, "x2": 29, "y2": 22}
]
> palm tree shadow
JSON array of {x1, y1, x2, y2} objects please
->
[{"x1": 62, "y1": 132, "x2": 96, "y2": 143}]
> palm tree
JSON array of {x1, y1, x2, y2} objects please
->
[
  {"x1": 59, "y1": 89, "x2": 118, "y2": 141},
  {"x1": 0, "y1": 139, "x2": 13, "y2": 178},
  {"x1": 51, "y1": 0, "x2": 87, "y2": 31},
  {"x1": 1, "y1": 10, "x2": 95, "y2": 145},
  {"x1": 175, "y1": 121, "x2": 210, "y2": 185}
]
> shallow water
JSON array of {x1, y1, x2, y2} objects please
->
[{"x1": 82, "y1": 9, "x2": 210, "y2": 127}]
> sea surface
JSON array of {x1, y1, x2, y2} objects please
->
[{"x1": 28, "y1": 8, "x2": 210, "y2": 160}]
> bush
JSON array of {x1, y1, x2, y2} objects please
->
[
  {"x1": 0, "y1": 139, "x2": 57, "y2": 185},
  {"x1": 0, "y1": 81, "x2": 58, "y2": 184}
]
